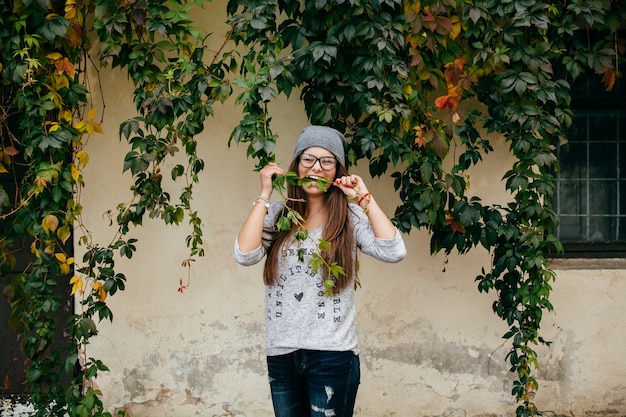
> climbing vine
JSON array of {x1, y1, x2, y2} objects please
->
[
  {"x1": 0, "y1": 0, "x2": 624, "y2": 416},
  {"x1": 226, "y1": 0, "x2": 625, "y2": 416},
  {"x1": 1, "y1": 0, "x2": 231, "y2": 415}
]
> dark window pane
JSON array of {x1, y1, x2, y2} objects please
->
[
  {"x1": 568, "y1": 113, "x2": 587, "y2": 142},
  {"x1": 559, "y1": 180, "x2": 587, "y2": 215},
  {"x1": 588, "y1": 215, "x2": 617, "y2": 241},
  {"x1": 559, "y1": 216, "x2": 586, "y2": 241},
  {"x1": 560, "y1": 142, "x2": 587, "y2": 179},
  {"x1": 589, "y1": 180, "x2": 616, "y2": 215},
  {"x1": 589, "y1": 143, "x2": 617, "y2": 178},
  {"x1": 588, "y1": 110, "x2": 619, "y2": 141}
]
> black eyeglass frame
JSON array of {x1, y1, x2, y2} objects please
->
[{"x1": 298, "y1": 153, "x2": 338, "y2": 171}]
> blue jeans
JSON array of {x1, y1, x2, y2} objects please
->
[{"x1": 267, "y1": 350, "x2": 360, "y2": 417}]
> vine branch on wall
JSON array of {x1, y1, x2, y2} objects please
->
[{"x1": 0, "y1": 0, "x2": 624, "y2": 416}]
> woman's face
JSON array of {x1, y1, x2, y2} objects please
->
[{"x1": 297, "y1": 146, "x2": 338, "y2": 195}]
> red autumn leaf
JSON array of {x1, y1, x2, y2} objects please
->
[
  {"x1": 413, "y1": 125, "x2": 427, "y2": 148},
  {"x1": 602, "y1": 67, "x2": 616, "y2": 90},
  {"x1": 435, "y1": 95, "x2": 453, "y2": 111},
  {"x1": 3, "y1": 146, "x2": 19, "y2": 156},
  {"x1": 445, "y1": 213, "x2": 465, "y2": 234}
]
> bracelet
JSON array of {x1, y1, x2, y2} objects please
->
[
  {"x1": 357, "y1": 192, "x2": 371, "y2": 207},
  {"x1": 253, "y1": 195, "x2": 270, "y2": 209}
]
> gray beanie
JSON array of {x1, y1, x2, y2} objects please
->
[{"x1": 293, "y1": 125, "x2": 347, "y2": 166}]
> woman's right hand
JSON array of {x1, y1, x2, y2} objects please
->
[{"x1": 259, "y1": 163, "x2": 284, "y2": 197}]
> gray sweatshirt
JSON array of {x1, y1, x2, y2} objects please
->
[{"x1": 234, "y1": 202, "x2": 406, "y2": 356}]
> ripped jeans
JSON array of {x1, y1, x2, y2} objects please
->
[{"x1": 267, "y1": 350, "x2": 360, "y2": 417}]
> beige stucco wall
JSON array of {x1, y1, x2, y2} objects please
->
[{"x1": 78, "y1": 3, "x2": 626, "y2": 416}]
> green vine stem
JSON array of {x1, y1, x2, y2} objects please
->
[{"x1": 271, "y1": 172, "x2": 347, "y2": 297}]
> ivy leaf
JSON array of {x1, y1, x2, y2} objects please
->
[
  {"x1": 37, "y1": 134, "x2": 62, "y2": 151},
  {"x1": 69, "y1": 275, "x2": 83, "y2": 296},
  {"x1": 40, "y1": 14, "x2": 70, "y2": 41},
  {"x1": 276, "y1": 216, "x2": 292, "y2": 232},
  {"x1": 42, "y1": 214, "x2": 59, "y2": 234}
]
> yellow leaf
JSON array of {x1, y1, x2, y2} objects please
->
[
  {"x1": 91, "y1": 121, "x2": 103, "y2": 134},
  {"x1": 76, "y1": 150, "x2": 89, "y2": 167},
  {"x1": 65, "y1": 6, "x2": 76, "y2": 19},
  {"x1": 61, "y1": 110, "x2": 73, "y2": 123},
  {"x1": 70, "y1": 275, "x2": 83, "y2": 296},
  {"x1": 87, "y1": 107, "x2": 97, "y2": 121},
  {"x1": 42, "y1": 214, "x2": 59, "y2": 234},
  {"x1": 450, "y1": 15, "x2": 461, "y2": 40},
  {"x1": 49, "y1": 123, "x2": 61, "y2": 132},
  {"x1": 74, "y1": 120, "x2": 87, "y2": 132},
  {"x1": 52, "y1": 72, "x2": 70, "y2": 90},
  {"x1": 0, "y1": 163, "x2": 7, "y2": 174},
  {"x1": 60, "y1": 263, "x2": 70, "y2": 275},
  {"x1": 92, "y1": 282, "x2": 107, "y2": 301},
  {"x1": 47, "y1": 52, "x2": 63, "y2": 61},
  {"x1": 71, "y1": 164, "x2": 80, "y2": 181},
  {"x1": 31, "y1": 241, "x2": 41, "y2": 258},
  {"x1": 55, "y1": 252, "x2": 67, "y2": 263}
]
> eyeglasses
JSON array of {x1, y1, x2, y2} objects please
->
[{"x1": 299, "y1": 153, "x2": 338, "y2": 171}]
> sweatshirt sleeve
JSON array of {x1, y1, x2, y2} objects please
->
[
  {"x1": 234, "y1": 202, "x2": 283, "y2": 266},
  {"x1": 350, "y1": 203, "x2": 407, "y2": 263}
]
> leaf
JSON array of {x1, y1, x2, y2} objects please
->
[
  {"x1": 75, "y1": 150, "x2": 89, "y2": 167},
  {"x1": 47, "y1": 52, "x2": 63, "y2": 61},
  {"x1": 42, "y1": 214, "x2": 59, "y2": 234},
  {"x1": 71, "y1": 164, "x2": 80, "y2": 181},
  {"x1": 469, "y1": 7, "x2": 482, "y2": 23},
  {"x1": 276, "y1": 216, "x2": 292, "y2": 231},
  {"x1": 57, "y1": 225, "x2": 71, "y2": 244},
  {"x1": 3, "y1": 146, "x2": 20, "y2": 156},
  {"x1": 92, "y1": 282, "x2": 107, "y2": 301},
  {"x1": 70, "y1": 275, "x2": 83, "y2": 295}
]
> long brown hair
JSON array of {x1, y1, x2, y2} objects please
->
[{"x1": 263, "y1": 158, "x2": 359, "y2": 291}]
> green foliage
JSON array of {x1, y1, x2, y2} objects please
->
[
  {"x1": 1, "y1": 0, "x2": 229, "y2": 414},
  {"x1": 271, "y1": 172, "x2": 342, "y2": 296},
  {"x1": 226, "y1": 0, "x2": 625, "y2": 415},
  {"x1": 0, "y1": 0, "x2": 624, "y2": 415}
]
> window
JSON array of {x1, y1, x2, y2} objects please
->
[{"x1": 553, "y1": 75, "x2": 626, "y2": 257}]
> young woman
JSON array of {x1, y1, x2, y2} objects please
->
[{"x1": 234, "y1": 125, "x2": 406, "y2": 417}]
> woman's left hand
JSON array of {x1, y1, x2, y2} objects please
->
[
  {"x1": 335, "y1": 174, "x2": 397, "y2": 239},
  {"x1": 334, "y1": 175, "x2": 368, "y2": 200}
]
